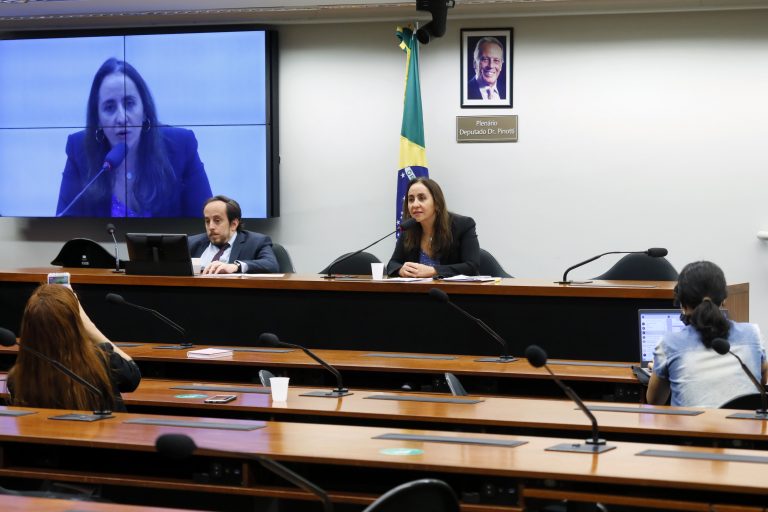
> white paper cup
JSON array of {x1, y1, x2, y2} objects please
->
[
  {"x1": 269, "y1": 377, "x2": 290, "y2": 402},
  {"x1": 191, "y1": 258, "x2": 203, "y2": 274},
  {"x1": 371, "y1": 262, "x2": 385, "y2": 280}
]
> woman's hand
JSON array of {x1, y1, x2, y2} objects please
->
[{"x1": 398, "y1": 262, "x2": 437, "y2": 278}]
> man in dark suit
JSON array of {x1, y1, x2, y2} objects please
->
[
  {"x1": 188, "y1": 195, "x2": 279, "y2": 274},
  {"x1": 467, "y1": 36, "x2": 506, "y2": 100}
]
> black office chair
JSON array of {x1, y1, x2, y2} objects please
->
[
  {"x1": 478, "y1": 248, "x2": 512, "y2": 278},
  {"x1": 720, "y1": 392, "x2": 765, "y2": 410},
  {"x1": 271, "y1": 243, "x2": 296, "y2": 273},
  {"x1": 363, "y1": 479, "x2": 459, "y2": 512},
  {"x1": 593, "y1": 253, "x2": 678, "y2": 281},
  {"x1": 258, "y1": 369, "x2": 276, "y2": 387},
  {"x1": 320, "y1": 251, "x2": 381, "y2": 275}
]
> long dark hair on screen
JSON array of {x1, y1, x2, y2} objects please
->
[
  {"x1": 401, "y1": 178, "x2": 453, "y2": 257},
  {"x1": 84, "y1": 58, "x2": 175, "y2": 215},
  {"x1": 674, "y1": 261, "x2": 730, "y2": 349},
  {"x1": 8, "y1": 285, "x2": 114, "y2": 411}
]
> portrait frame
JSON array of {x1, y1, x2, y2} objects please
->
[{"x1": 461, "y1": 28, "x2": 513, "y2": 109}]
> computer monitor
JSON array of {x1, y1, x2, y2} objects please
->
[{"x1": 125, "y1": 233, "x2": 193, "y2": 276}]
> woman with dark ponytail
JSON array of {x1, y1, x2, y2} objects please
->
[{"x1": 647, "y1": 261, "x2": 767, "y2": 407}]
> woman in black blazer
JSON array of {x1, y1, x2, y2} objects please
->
[{"x1": 387, "y1": 178, "x2": 480, "y2": 278}]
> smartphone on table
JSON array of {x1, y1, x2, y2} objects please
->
[
  {"x1": 47, "y1": 272, "x2": 71, "y2": 286},
  {"x1": 203, "y1": 394, "x2": 237, "y2": 404}
]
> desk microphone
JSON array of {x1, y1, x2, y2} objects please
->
[
  {"x1": 525, "y1": 344, "x2": 614, "y2": 453},
  {"x1": 156, "y1": 433, "x2": 333, "y2": 512},
  {"x1": 429, "y1": 288, "x2": 516, "y2": 363},
  {"x1": 557, "y1": 248, "x2": 668, "y2": 284},
  {"x1": 105, "y1": 293, "x2": 191, "y2": 348},
  {"x1": 259, "y1": 333, "x2": 351, "y2": 397},
  {"x1": 57, "y1": 143, "x2": 126, "y2": 217},
  {"x1": 323, "y1": 218, "x2": 417, "y2": 278},
  {"x1": 0, "y1": 327, "x2": 114, "y2": 420},
  {"x1": 106, "y1": 223, "x2": 123, "y2": 274},
  {"x1": 712, "y1": 337, "x2": 768, "y2": 419}
]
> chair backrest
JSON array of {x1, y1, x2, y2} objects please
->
[
  {"x1": 363, "y1": 479, "x2": 459, "y2": 512},
  {"x1": 593, "y1": 253, "x2": 678, "y2": 281},
  {"x1": 271, "y1": 243, "x2": 295, "y2": 273},
  {"x1": 51, "y1": 238, "x2": 124, "y2": 269},
  {"x1": 478, "y1": 248, "x2": 512, "y2": 278},
  {"x1": 320, "y1": 251, "x2": 381, "y2": 275},
  {"x1": 720, "y1": 392, "x2": 765, "y2": 410}
]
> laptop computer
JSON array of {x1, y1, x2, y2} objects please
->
[
  {"x1": 638, "y1": 309, "x2": 686, "y2": 370},
  {"x1": 637, "y1": 308, "x2": 729, "y2": 373}
]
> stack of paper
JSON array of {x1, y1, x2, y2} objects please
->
[{"x1": 186, "y1": 348, "x2": 234, "y2": 359}]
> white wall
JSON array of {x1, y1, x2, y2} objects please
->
[{"x1": 2, "y1": 10, "x2": 768, "y2": 327}]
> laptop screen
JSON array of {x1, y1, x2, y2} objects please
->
[{"x1": 638, "y1": 310, "x2": 686, "y2": 367}]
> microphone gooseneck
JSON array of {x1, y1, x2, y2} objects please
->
[
  {"x1": 558, "y1": 247, "x2": 669, "y2": 284},
  {"x1": 1, "y1": 327, "x2": 112, "y2": 416},
  {"x1": 106, "y1": 223, "x2": 122, "y2": 273},
  {"x1": 259, "y1": 333, "x2": 350, "y2": 397},
  {"x1": 105, "y1": 293, "x2": 189, "y2": 347},
  {"x1": 323, "y1": 218, "x2": 418, "y2": 278},
  {"x1": 56, "y1": 143, "x2": 127, "y2": 217},
  {"x1": 155, "y1": 433, "x2": 334, "y2": 512},
  {"x1": 712, "y1": 337, "x2": 768, "y2": 415},
  {"x1": 429, "y1": 288, "x2": 515, "y2": 362},
  {"x1": 525, "y1": 344, "x2": 608, "y2": 449}
]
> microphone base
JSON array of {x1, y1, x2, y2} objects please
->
[
  {"x1": 300, "y1": 389, "x2": 353, "y2": 398},
  {"x1": 546, "y1": 440, "x2": 615, "y2": 454},
  {"x1": 554, "y1": 280, "x2": 593, "y2": 285},
  {"x1": 726, "y1": 410, "x2": 768, "y2": 420},
  {"x1": 474, "y1": 356, "x2": 518, "y2": 363},
  {"x1": 111, "y1": 269, "x2": 125, "y2": 274},
  {"x1": 49, "y1": 412, "x2": 115, "y2": 422}
]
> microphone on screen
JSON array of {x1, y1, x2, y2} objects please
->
[
  {"x1": 323, "y1": 217, "x2": 418, "y2": 279},
  {"x1": 156, "y1": 433, "x2": 333, "y2": 512},
  {"x1": 259, "y1": 333, "x2": 351, "y2": 397},
  {"x1": 105, "y1": 293, "x2": 191, "y2": 348},
  {"x1": 0, "y1": 327, "x2": 113, "y2": 420},
  {"x1": 525, "y1": 344, "x2": 614, "y2": 453},
  {"x1": 106, "y1": 223, "x2": 123, "y2": 274},
  {"x1": 57, "y1": 143, "x2": 127, "y2": 217},
  {"x1": 428, "y1": 288, "x2": 516, "y2": 363},
  {"x1": 712, "y1": 337, "x2": 768, "y2": 418},
  {"x1": 556, "y1": 248, "x2": 669, "y2": 285}
]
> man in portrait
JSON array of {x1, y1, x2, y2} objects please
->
[{"x1": 467, "y1": 36, "x2": 506, "y2": 100}]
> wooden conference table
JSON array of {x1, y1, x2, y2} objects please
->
[
  {"x1": 115, "y1": 377, "x2": 768, "y2": 449},
  {"x1": 0, "y1": 406, "x2": 767, "y2": 511},
  {"x1": 0, "y1": 268, "x2": 750, "y2": 362},
  {"x1": 0, "y1": 342, "x2": 645, "y2": 400}
]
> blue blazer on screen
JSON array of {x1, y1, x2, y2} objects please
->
[
  {"x1": 56, "y1": 127, "x2": 212, "y2": 217},
  {"x1": 188, "y1": 230, "x2": 279, "y2": 274}
]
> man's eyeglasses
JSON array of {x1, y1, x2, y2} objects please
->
[{"x1": 478, "y1": 57, "x2": 503, "y2": 66}]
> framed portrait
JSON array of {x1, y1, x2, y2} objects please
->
[{"x1": 461, "y1": 28, "x2": 513, "y2": 108}]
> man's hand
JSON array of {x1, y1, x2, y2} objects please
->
[{"x1": 202, "y1": 261, "x2": 238, "y2": 275}]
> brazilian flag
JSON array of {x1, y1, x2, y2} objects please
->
[{"x1": 395, "y1": 26, "x2": 429, "y2": 234}]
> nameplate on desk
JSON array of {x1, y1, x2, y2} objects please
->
[
  {"x1": 548, "y1": 360, "x2": 632, "y2": 368},
  {"x1": 171, "y1": 385, "x2": 271, "y2": 394},
  {"x1": 0, "y1": 409, "x2": 37, "y2": 417},
  {"x1": 586, "y1": 405, "x2": 704, "y2": 416},
  {"x1": 124, "y1": 418, "x2": 265, "y2": 431},
  {"x1": 637, "y1": 448, "x2": 768, "y2": 465},
  {"x1": 363, "y1": 353, "x2": 459, "y2": 360},
  {"x1": 114, "y1": 343, "x2": 142, "y2": 348},
  {"x1": 374, "y1": 433, "x2": 525, "y2": 448},
  {"x1": 365, "y1": 394, "x2": 483, "y2": 404}
]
